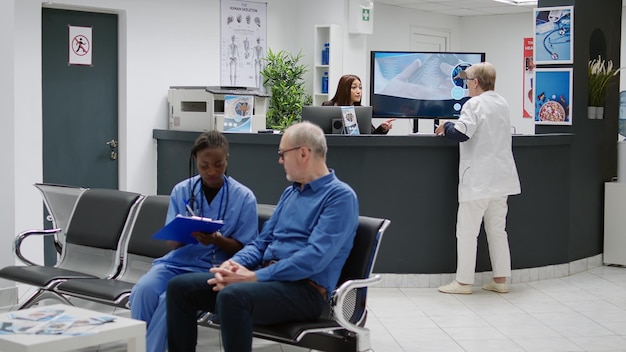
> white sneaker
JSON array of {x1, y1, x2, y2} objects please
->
[
  {"x1": 438, "y1": 280, "x2": 472, "y2": 294},
  {"x1": 482, "y1": 280, "x2": 509, "y2": 293}
]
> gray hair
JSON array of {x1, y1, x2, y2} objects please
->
[{"x1": 284, "y1": 121, "x2": 327, "y2": 159}]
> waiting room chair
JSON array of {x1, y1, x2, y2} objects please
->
[
  {"x1": 55, "y1": 195, "x2": 171, "y2": 308},
  {"x1": 199, "y1": 214, "x2": 391, "y2": 352},
  {"x1": 34, "y1": 182, "x2": 88, "y2": 255},
  {"x1": 0, "y1": 188, "x2": 143, "y2": 309}
]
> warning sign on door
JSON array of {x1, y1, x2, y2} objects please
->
[{"x1": 69, "y1": 25, "x2": 92, "y2": 66}]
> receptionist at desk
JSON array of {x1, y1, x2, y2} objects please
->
[{"x1": 320, "y1": 74, "x2": 395, "y2": 134}]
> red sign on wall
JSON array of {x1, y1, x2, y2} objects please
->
[{"x1": 523, "y1": 37, "x2": 534, "y2": 118}]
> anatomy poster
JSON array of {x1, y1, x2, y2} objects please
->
[
  {"x1": 220, "y1": 0, "x2": 267, "y2": 88},
  {"x1": 534, "y1": 68, "x2": 572, "y2": 125},
  {"x1": 534, "y1": 6, "x2": 573, "y2": 65}
]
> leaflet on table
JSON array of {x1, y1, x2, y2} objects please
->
[
  {"x1": 341, "y1": 106, "x2": 359, "y2": 135},
  {"x1": 2, "y1": 308, "x2": 116, "y2": 335},
  {"x1": 152, "y1": 214, "x2": 225, "y2": 244}
]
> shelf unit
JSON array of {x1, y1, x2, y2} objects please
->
[{"x1": 313, "y1": 24, "x2": 343, "y2": 106}]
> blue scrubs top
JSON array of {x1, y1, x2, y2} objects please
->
[{"x1": 153, "y1": 175, "x2": 258, "y2": 270}]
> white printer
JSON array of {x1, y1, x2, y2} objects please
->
[{"x1": 167, "y1": 86, "x2": 269, "y2": 132}]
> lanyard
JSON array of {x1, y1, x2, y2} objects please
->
[{"x1": 187, "y1": 175, "x2": 228, "y2": 220}]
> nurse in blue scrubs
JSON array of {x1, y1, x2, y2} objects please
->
[{"x1": 130, "y1": 130, "x2": 258, "y2": 352}]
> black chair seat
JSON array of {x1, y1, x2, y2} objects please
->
[
  {"x1": 205, "y1": 318, "x2": 343, "y2": 346},
  {"x1": 0, "y1": 266, "x2": 98, "y2": 287},
  {"x1": 56, "y1": 278, "x2": 135, "y2": 301},
  {"x1": 253, "y1": 319, "x2": 340, "y2": 340}
]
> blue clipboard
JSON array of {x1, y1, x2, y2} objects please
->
[{"x1": 152, "y1": 215, "x2": 225, "y2": 244}]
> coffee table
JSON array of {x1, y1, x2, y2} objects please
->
[{"x1": 0, "y1": 304, "x2": 145, "y2": 352}]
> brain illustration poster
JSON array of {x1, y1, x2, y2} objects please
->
[{"x1": 220, "y1": 0, "x2": 267, "y2": 88}]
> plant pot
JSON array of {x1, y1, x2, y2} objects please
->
[
  {"x1": 596, "y1": 106, "x2": 605, "y2": 119},
  {"x1": 588, "y1": 106, "x2": 597, "y2": 119}
]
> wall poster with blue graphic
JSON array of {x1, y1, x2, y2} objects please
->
[
  {"x1": 223, "y1": 95, "x2": 254, "y2": 132},
  {"x1": 534, "y1": 6, "x2": 573, "y2": 65},
  {"x1": 534, "y1": 68, "x2": 572, "y2": 125}
]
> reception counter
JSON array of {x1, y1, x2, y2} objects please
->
[{"x1": 153, "y1": 130, "x2": 584, "y2": 274}]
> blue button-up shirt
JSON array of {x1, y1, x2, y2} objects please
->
[{"x1": 232, "y1": 170, "x2": 359, "y2": 295}]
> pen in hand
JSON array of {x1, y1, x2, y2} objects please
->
[{"x1": 185, "y1": 202, "x2": 196, "y2": 216}]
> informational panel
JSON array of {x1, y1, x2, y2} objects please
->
[
  {"x1": 220, "y1": 0, "x2": 267, "y2": 88},
  {"x1": 534, "y1": 68, "x2": 572, "y2": 125},
  {"x1": 68, "y1": 25, "x2": 92, "y2": 66},
  {"x1": 523, "y1": 37, "x2": 534, "y2": 118},
  {"x1": 533, "y1": 6, "x2": 573, "y2": 65}
]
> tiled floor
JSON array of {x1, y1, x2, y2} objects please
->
[{"x1": 7, "y1": 265, "x2": 626, "y2": 351}]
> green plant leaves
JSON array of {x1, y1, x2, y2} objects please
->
[
  {"x1": 588, "y1": 55, "x2": 621, "y2": 106},
  {"x1": 261, "y1": 49, "x2": 312, "y2": 131}
]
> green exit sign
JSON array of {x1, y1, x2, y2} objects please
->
[{"x1": 362, "y1": 9, "x2": 370, "y2": 21}]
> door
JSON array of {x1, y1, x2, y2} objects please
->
[
  {"x1": 42, "y1": 8, "x2": 119, "y2": 189},
  {"x1": 42, "y1": 8, "x2": 119, "y2": 264}
]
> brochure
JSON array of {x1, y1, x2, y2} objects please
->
[
  {"x1": 9, "y1": 308, "x2": 65, "y2": 322},
  {"x1": 152, "y1": 214, "x2": 225, "y2": 244},
  {"x1": 1, "y1": 308, "x2": 116, "y2": 336},
  {"x1": 222, "y1": 95, "x2": 254, "y2": 133},
  {"x1": 341, "y1": 106, "x2": 359, "y2": 135}
]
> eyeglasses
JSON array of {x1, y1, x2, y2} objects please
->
[{"x1": 277, "y1": 146, "x2": 301, "y2": 160}]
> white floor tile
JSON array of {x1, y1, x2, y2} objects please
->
[
  {"x1": 457, "y1": 338, "x2": 525, "y2": 352},
  {"x1": 513, "y1": 337, "x2": 585, "y2": 352},
  {"x1": 10, "y1": 265, "x2": 626, "y2": 351}
]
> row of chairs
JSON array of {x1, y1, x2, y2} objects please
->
[
  {"x1": 0, "y1": 184, "x2": 391, "y2": 352},
  {"x1": 0, "y1": 185, "x2": 171, "y2": 309}
]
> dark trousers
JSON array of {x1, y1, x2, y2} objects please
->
[{"x1": 166, "y1": 272, "x2": 325, "y2": 352}]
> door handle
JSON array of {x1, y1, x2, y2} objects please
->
[{"x1": 106, "y1": 139, "x2": 118, "y2": 160}]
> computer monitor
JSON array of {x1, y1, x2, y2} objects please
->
[
  {"x1": 301, "y1": 106, "x2": 373, "y2": 135},
  {"x1": 370, "y1": 51, "x2": 486, "y2": 119}
]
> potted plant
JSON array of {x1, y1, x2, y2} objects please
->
[
  {"x1": 588, "y1": 55, "x2": 621, "y2": 119},
  {"x1": 260, "y1": 49, "x2": 312, "y2": 131}
]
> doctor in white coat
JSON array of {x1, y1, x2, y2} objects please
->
[{"x1": 435, "y1": 62, "x2": 521, "y2": 294}]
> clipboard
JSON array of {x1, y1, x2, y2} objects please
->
[{"x1": 152, "y1": 214, "x2": 225, "y2": 244}]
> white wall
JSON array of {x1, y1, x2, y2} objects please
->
[
  {"x1": 0, "y1": 0, "x2": 16, "y2": 294},
  {"x1": 459, "y1": 13, "x2": 534, "y2": 135},
  {"x1": 368, "y1": 4, "x2": 463, "y2": 134}
]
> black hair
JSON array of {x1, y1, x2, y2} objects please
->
[{"x1": 188, "y1": 131, "x2": 229, "y2": 179}]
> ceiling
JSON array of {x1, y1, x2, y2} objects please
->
[
  {"x1": 375, "y1": 0, "x2": 626, "y2": 16},
  {"x1": 374, "y1": 0, "x2": 536, "y2": 16}
]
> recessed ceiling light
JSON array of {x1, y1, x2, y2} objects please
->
[{"x1": 493, "y1": 0, "x2": 538, "y2": 5}]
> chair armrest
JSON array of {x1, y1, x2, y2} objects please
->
[
  {"x1": 14, "y1": 228, "x2": 61, "y2": 266},
  {"x1": 330, "y1": 274, "x2": 381, "y2": 350}
]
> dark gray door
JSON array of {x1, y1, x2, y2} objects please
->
[
  {"x1": 42, "y1": 8, "x2": 119, "y2": 264},
  {"x1": 42, "y1": 8, "x2": 119, "y2": 189}
]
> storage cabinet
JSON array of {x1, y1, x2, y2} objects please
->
[
  {"x1": 604, "y1": 182, "x2": 626, "y2": 265},
  {"x1": 313, "y1": 24, "x2": 343, "y2": 106}
]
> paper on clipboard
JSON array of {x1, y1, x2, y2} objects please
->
[{"x1": 152, "y1": 215, "x2": 225, "y2": 244}]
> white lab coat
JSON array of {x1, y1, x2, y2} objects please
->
[{"x1": 453, "y1": 91, "x2": 521, "y2": 202}]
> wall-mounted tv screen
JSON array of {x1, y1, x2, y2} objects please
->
[{"x1": 370, "y1": 51, "x2": 486, "y2": 119}]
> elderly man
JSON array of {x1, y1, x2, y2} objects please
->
[{"x1": 166, "y1": 121, "x2": 359, "y2": 352}]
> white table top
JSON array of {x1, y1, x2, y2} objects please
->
[{"x1": 0, "y1": 304, "x2": 145, "y2": 352}]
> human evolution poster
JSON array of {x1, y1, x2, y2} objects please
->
[{"x1": 220, "y1": 0, "x2": 267, "y2": 89}]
